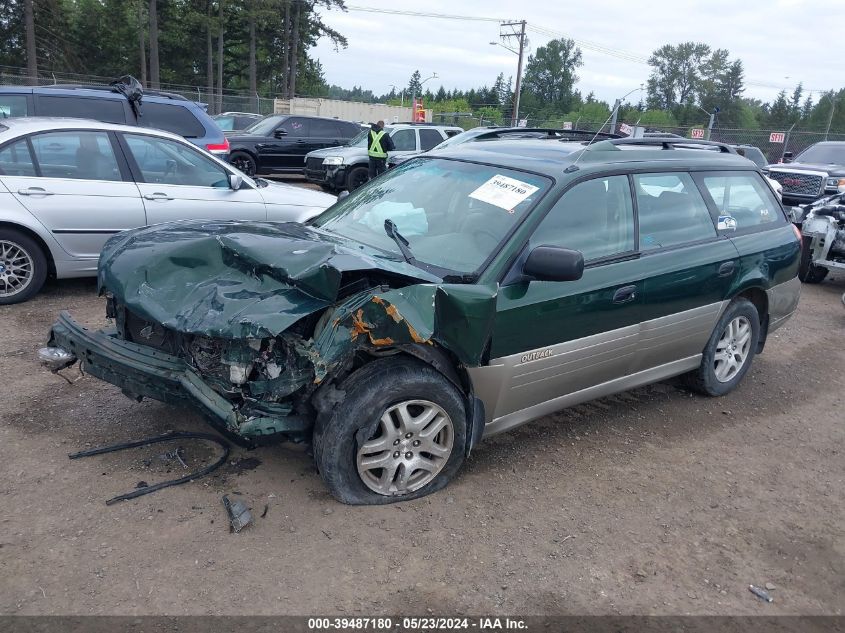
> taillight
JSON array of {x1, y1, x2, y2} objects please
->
[{"x1": 206, "y1": 138, "x2": 230, "y2": 152}]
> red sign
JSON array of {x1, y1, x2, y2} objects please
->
[
  {"x1": 690, "y1": 128, "x2": 705, "y2": 139},
  {"x1": 769, "y1": 132, "x2": 785, "y2": 143},
  {"x1": 413, "y1": 99, "x2": 425, "y2": 123}
]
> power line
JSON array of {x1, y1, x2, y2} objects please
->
[{"x1": 345, "y1": 5, "x2": 507, "y2": 22}]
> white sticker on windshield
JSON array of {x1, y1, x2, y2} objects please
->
[{"x1": 468, "y1": 174, "x2": 539, "y2": 211}]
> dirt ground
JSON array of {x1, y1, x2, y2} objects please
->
[{"x1": 1, "y1": 271, "x2": 843, "y2": 616}]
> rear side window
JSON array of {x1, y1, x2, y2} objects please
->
[
  {"x1": 139, "y1": 103, "x2": 205, "y2": 138},
  {"x1": 532, "y1": 175, "x2": 635, "y2": 260},
  {"x1": 279, "y1": 117, "x2": 310, "y2": 137},
  {"x1": 310, "y1": 119, "x2": 341, "y2": 137},
  {"x1": 0, "y1": 95, "x2": 30, "y2": 118},
  {"x1": 634, "y1": 173, "x2": 716, "y2": 250},
  {"x1": 30, "y1": 131, "x2": 123, "y2": 181},
  {"x1": 391, "y1": 129, "x2": 416, "y2": 151},
  {"x1": 700, "y1": 173, "x2": 783, "y2": 232},
  {"x1": 419, "y1": 128, "x2": 444, "y2": 151},
  {"x1": 0, "y1": 139, "x2": 37, "y2": 176},
  {"x1": 38, "y1": 95, "x2": 125, "y2": 124}
]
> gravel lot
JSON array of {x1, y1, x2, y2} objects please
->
[{"x1": 1, "y1": 268, "x2": 843, "y2": 616}]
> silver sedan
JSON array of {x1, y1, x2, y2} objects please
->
[{"x1": 0, "y1": 117, "x2": 337, "y2": 304}]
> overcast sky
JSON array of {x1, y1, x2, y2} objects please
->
[{"x1": 311, "y1": 0, "x2": 843, "y2": 109}]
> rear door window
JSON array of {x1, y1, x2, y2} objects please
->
[
  {"x1": 699, "y1": 172, "x2": 784, "y2": 232},
  {"x1": 419, "y1": 128, "x2": 444, "y2": 151},
  {"x1": 30, "y1": 131, "x2": 123, "y2": 181},
  {"x1": 279, "y1": 117, "x2": 310, "y2": 137},
  {"x1": 0, "y1": 94, "x2": 30, "y2": 118},
  {"x1": 633, "y1": 172, "x2": 716, "y2": 250},
  {"x1": 310, "y1": 119, "x2": 341, "y2": 138},
  {"x1": 37, "y1": 95, "x2": 126, "y2": 124},
  {"x1": 138, "y1": 103, "x2": 205, "y2": 138},
  {"x1": 123, "y1": 133, "x2": 229, "y2": 187},
  {"x1": 390, "y1": 129, "x2": 416, "y2": 151},
  {"x1": 0, "y1": 138, "x2": 37, "y2": 176}
]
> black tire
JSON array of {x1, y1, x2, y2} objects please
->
[
  {"x1": 345, "y1": 165, "x2": 369, "y2": 191},
  {"x1": 0, "y1": 228, "x2": 48, "y2": 305},
  {"x1": 685, "y1": 298, "x2": 760, "y2": 397},
  {"x1": 229, "y1": 151, "x2": 257, "y2": 177},
  {"x1": 313, "y1": 357, "x2": 467, "y2": 505},
  {"x1": 798, "y1": 236, "x2": 829, "y2": 283}
]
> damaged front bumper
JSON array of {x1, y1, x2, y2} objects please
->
[{"x1": 47, "y1": 312, "x2": 312, "y2": 445}]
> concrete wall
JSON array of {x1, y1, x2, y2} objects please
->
[{"x1": 273, "y1": 97, "x2": 432, "y2": 123}]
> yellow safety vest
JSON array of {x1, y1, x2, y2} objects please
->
[{"x1": 368, "y1": 130, "x2": 387, "y2": 158}]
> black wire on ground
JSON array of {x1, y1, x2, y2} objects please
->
[{"x1": 69, "y1": 431, "x2": 231, "y2": 505}]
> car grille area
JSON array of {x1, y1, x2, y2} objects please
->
[
  {"x1": 768, "y1": 171, "x2": 825, "y2": 197},
  {"x1": 305, "y1": 157, "x2": 326, "y2": 176}
]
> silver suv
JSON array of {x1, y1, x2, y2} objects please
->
[
  {"x1": 0, "y1": 118, "x2": 336, "y2": 304},
  {"x1": 304, "y1": 123, "x2": 464, "y2": 191}
]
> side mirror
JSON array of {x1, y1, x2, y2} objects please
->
[
  {"x1": 228, "y1": 173, "x2": 243, "y2": 191},
  {"x1": 337, "y1": 190, "x2": 350, "y2": 200},
  {"x1": 273, "y1": 129, "x2": 288, "y2": 138},
  {"x1": 523, "y1": 245, "x2": 584, "y2": 282},
  {"x1": 782, "y1": 151, "x2": 793, "y2": 162}
]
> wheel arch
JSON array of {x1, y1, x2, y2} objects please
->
[
  {"x1": 0, "y1": 221, "x2": 57, "y2": 276},
  {"x1": 731, "y1": 285, "x2": 769, "y2": 352}
]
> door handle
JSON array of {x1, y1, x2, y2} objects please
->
[
  {"x1": 612, "y1": 285, "x2": 638, "y2": 304},
  {"x1": 143, "y1": 192, "x2": 173, "y2": 201},
  {"x1": 295, "y1": 140, "x2": 307, "y2": 145},
  {"x1": 718, "y1": 261, "x2": 736, "y2": 277},
  {"x1": 17, "y1": 187, "x2": 54, "y2": 196}
]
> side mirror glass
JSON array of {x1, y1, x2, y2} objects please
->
[
  {"x1": 228, "y1": 173, "x2": 244, "y2": 191},
  {"x1": 273, "y1": 129, "x2": 288, "y2": 138},
  {"x1": 523, "y1": 245, "x2": 584, "y2": 282}
]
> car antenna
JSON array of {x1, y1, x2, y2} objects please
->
[{"x1": 567, "y1": 85, "x2": 643, "y2": 172}]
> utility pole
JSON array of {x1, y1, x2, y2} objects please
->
[
  {"x1": 497, "y1": 20, "x2": 526, "y2": 126},
  {"x1": 24, "y1": 0, "x2": 37, "y2": 85},
  {"x1": 609, "y1": 99, "x2": 621, "y2": 134},
  {"x1": 824, "y1": 96, "x2": 836, "y2": 141}
]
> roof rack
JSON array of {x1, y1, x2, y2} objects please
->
[
  {"x1": 608, "y1": 138, "x2": 737, "y2": 153},
  {"x1": 41, "y1": 84, "x2": 188, "y2": 101},
  {"x1": 392, "y1": 121, "x2": 461, "y2": 126},
  {"x1": 470, "y1": 127, "x2": 621, "y2": 141}
]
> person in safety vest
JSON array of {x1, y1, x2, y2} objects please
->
[{"x1": 367, "y1": 120, "x2": 395, "y2": 180}]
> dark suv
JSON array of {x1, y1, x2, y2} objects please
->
[
  {"x1": 42, "y1": 138, "x2": 801, "y2": 504},
  {"x1": 226, "y1": 115, "x2": 361, "y2": 177},
  {"x1": 0, "y1": 84, "x2": 229, "y2": 157},
  {"x1": 766, "y1": 141, "x2": 845, "y2": 210}
]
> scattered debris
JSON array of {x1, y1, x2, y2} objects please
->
[
  {"x1": 135, "y1": 481, "x2": 148, "y2": 489},
  {"x1": 160, "y1": 447, "x2": 188, "y2": 469},
  {"x1": 68, "y1": 431, "x2": 230, "y2": 505},
  {"x1": 749, "y1": 585, "x2": 774, "y2": 603},
  {"x1": 765, "y1": 582, "x2": 777, "y2": 591},
  {"x1": 260, "y1": 504, "x2": 269, "y2": 518},
  {"x1": 222, "y1": 495, "x2": 253, "y2": 533}
]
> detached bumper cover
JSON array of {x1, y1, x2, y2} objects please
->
[{"x1": 47, "y1": 312, "x2": 310, "y2": 442}]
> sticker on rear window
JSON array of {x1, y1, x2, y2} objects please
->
[
  {"x1": 469, "y1": 174, "x2": 539, "y2": 211},
  {"x1": 718, "y1": 215, "x2": 737, "y2": 231}
]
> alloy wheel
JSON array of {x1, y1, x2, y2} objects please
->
[
  {"x1": 713, "y1": 315, "x2": 752, "y2": 383},
  {"x1": 231, "y1": 155, "x2": 255, "y2": 177},
  {"x1": 0, "y1": 240, "x2": 35, "y2": 298},
  {"x1": 356, "y1": 400, "x2": 454, "y2": 496}
]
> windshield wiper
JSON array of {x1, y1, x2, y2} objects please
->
[{"x1": 383, "y1": 219, "x2": 416, "y2": 264}]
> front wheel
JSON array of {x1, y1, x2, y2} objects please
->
[
  {"x1": 685, "y1": 298, "x2": 760, "y2": 397},
  {"x1": 345, "y1": 166, "x2": 369, "y2": 191},
  {"x1": 0, "y1": 229, "x2": 48, "y2": 305},
  {"x1": 798, "y1": 236, "x2": 829, "y2": 283},
  {"x1": 313, "y1": 357, "x2": 467, "y2": 505}
]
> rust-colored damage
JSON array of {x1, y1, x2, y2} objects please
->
[
  {"x1": 371, "y1": 296, "x2": 429, "y2": 345},
  {"x1": 349, "y1": 306, "x2": 396, "y2": 347}
]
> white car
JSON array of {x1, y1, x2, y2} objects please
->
[{"x1": 0, "y1": 117, "x2": 336, "y2": 304}]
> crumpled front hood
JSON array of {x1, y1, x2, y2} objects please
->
[
  {"x1": 98, "y1": 220, "x2": 441, "y2": 339},
  {"x1": 306, "y1": 145, "x2": 366, "y2": 160}
]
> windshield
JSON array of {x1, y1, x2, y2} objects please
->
[
  {"x1": 312, "y1": 158, "x2": 551, "y2": 274},
  {"x1": 348, "y1": 128, "x2": 370, "y2": 147},
  {"x1": 243, "y1": 115, "x2": 286, "y2": 136},
  {"x1": 795, "y1": 144, "x2": 845, "y2": 165}
]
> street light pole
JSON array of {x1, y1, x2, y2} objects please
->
[
  {"x1": 411, "y1": 73, "x2": 437, "y2": 120},
  {"x1": 823, "y1": 94, "x2": 836, "y2": 141}
]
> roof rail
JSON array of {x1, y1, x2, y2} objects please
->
[
  {"x1": 608, "y1": 138, "x2": 737, "y2": 153},
  {"x1": 41, "y1": 84, "x2": 188, "y2": 101}
]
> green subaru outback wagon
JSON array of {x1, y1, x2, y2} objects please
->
[{"x1": 42, "y1": 138, "x2": 801, "y2": 504}]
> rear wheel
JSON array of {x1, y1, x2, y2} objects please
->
[
  {"x1": 229, "y1": 151, "x2": 257, "y2": 177},
  {"x1": 685, "y1": 298, "x2": 760, "y2": 397},
  {"x1": 345, "y1": 165, "x2": 369, "y2": 191},
  {"x1": 0, "y1": 229, "x2": 48, "y2": 305},
  {"x1": 798, "y1": 236, "x2": 829, "y2": 283},
  {"x1": 313, "y1": 357, "x2": 467, "y2": 505}
]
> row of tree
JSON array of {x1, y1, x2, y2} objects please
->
[
  {"x1": 1, "y1": 0, "x2": 347, "y2": 112},
  {"x1": 1, "y1": 4, "x2": 842, "y2": 132}
]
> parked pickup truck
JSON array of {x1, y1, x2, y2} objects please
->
[{"x1": 766, "y1": 141, "x2": 845, "y2": 218}]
